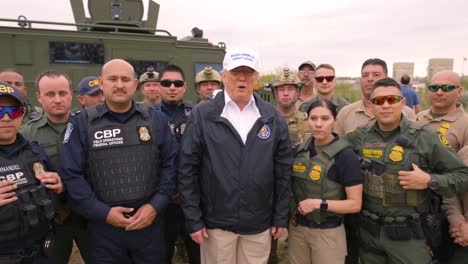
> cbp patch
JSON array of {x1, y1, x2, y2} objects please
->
[
  {"x1": 258, "y1": 125, "x2": 270, "y2": 139},
  {"x1": 439, "y1": 134, "x2": 450, "y2": 147},
  {"x1": 389, "y1": 145, "x2": 404, "y2": 162},
  {"x1": 138, "y1": 126, "x2": 151, "y2": 141},
  {"x1": 309, "y1": 165, "x2": 321, "y2": 181},
  {"x1": 63, "y1": 123, "x2": 73, "y2": 144}
]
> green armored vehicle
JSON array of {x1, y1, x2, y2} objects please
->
[{"x1": 0, "y1": 0, "x2": 226, "y2": 106}]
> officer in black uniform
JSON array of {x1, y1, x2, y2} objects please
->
[
  {"x1": 0, "y1": 82, "x2": 63, "y2": 264},
  {"x1": 155, "y1": 64, "x2": 199, "y2": 263},
  {"x1": 60, "y1": 59, "x2": 177, "y2": 263}
]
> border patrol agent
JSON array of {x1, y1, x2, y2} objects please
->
[
  {"x1": 155, "y1": 64, "x2": 199, "y2": 263},
  {"x1": 138, "y1": 71, "x2": 160, "y2": 105},
  {"x1": 0, "y1": 82, "x2": 63, "y2": 264},
  {"x1": 289, "y1": 99, "x2": 363, "y2": 264},
  {"x1": 20, "y1": 71, "x2": 87, "y2": 264},
  {"x1": 416, "y1": 70, "x2": 468, "y2": 263},
  {"x1": 298, "y1": 64, "x2": 349, "y2": 114},
  {"x1": 195, "y1": 66, "x2": 222, "y2": 102},
  {"x1": 60, "y1": 59, "x2": 177, "y2": 263},
  {"x1": 272, "y1": 67, "x2": 309, "y2": 149},
  {"x1": 344, "y1": 78, "x2": 468, "y2": 264}
]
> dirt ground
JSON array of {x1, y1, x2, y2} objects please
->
[{"x1": 68, "y1": 231, "x2": 289, "y2": 264}]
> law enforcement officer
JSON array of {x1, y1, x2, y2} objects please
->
[
  {"x1": 179, "y1": 47, "x2": 293, "y2": 264},
  {"x1": 335, "y1": 58, "x2": 416, "y2": 136},
  {"x1": 77, "y1": 76, "x2": 104, "y2": 108},
  {"x1": 154, "y1": 64, "x2": 199, "y2": 263},
  {"x1": 60, "y1": 59, "x2": 177, "y2": 263},
  {"x1": 272, "y1": 68, "x2": 308, "y2": 149},
  {"x1": 139, "y1": 70, "x2": 160, "y2": 105},
  {"x1": 269, "y1": 67, "x2": 307, "y2": 263},
  {"x1": 296, "y1": 61, "x2": 316, "y2": 108},
  {"x1": 344, "y1": 78, "x2": 468, "y2": 264},
  {"x1": 298, "y1": 64, "x2": 350, "y2": 114},
  {"x1": 0, "y1": 82, "x2": 63, "y2": 264},
  {"x1": 20, "y1": 70, "x2": 88, "y2": 264},
  {"x1": 416, "y1": 70, "x2": 468, "y2": 263},
  {"x1": 0, "y1": 69, "x2": 43, "y2": 123},
  {"x1": 195, "y1": 66, "x2": 222, "y2": 102},
  {"x1": 289, "y1": 99, "x2": 363, "y2": 264}
]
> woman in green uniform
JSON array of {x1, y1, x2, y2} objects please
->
[{"x1": 288, "y1": 99, "x2": 363, "y2": 264}]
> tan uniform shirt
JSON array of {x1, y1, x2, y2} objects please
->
[
  {"x1": 335, "y1": 99, "x2": 416, "y2": 136},
  {"x1": 417, "y1": 104, "x2": 468, "y2": 225}
]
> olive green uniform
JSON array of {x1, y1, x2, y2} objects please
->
[
  {"x1": 345, "y1": 116, "x2": 468, "y2": 264},
  {"x1": 20, "y1": 114, "x2": 88, "y2": 264},
  {"x1": 299, "y1": 94, "x2": 350, "y2": 114}
]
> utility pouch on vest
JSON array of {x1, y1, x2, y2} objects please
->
[
  {"x1": 17, "y1": 190, "x2": 39, "y2": 228},
  {"x1": 359, "y1": 210, "x2": 380, "y2": 237},
  {"x1": 383, "y1": 216, "x2": 412, "y2": 241},
  {"x1": 383, "y1": 173, "x2": 418, "y2": 207},
  {"x1": 30, "y1": 185, "x2": 54, "y2": 221},
  {"x1": 409, "y1": 214, "x2": 425, "y2": 239}
]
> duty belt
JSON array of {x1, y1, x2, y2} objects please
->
[
  {"x1": 359, "y1": 209, "x2": 425, "y2": 241},
  {"x1": 296, "y1": 214, "x2": 342, "y2": 229}
]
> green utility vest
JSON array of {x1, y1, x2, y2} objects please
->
[
  {"x1": 291, "y1": 138, "x2": 349, "y2": 224},
  {"x1": 356, "y1": 123, "x2": 430, "y2": 216}
]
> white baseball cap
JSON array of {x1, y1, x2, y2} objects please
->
[{"x1": 223, "y1": 47, "x2": 259, "y2": 72}]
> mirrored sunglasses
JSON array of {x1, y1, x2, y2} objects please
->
[
  {"x1": 369, "y1": 95, "x2": 403, "y2": 105},
  {"x1": 427, "y1": 84, "x2": 457, "y2": 93},
  {"x1": 0, "y1": 106, "x2": 24, "y2": 119}
]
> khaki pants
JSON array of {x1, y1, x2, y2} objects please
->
[
  {"x1": 288, "y1": 223, "x2": 347, "y2": 264},
  {"x1": 201, "y1": 228, "x2": 271, "y2": 264}
]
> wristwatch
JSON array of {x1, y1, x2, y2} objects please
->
[
  {"x1": 320, "y1": 199, "x2": 328, "y2": 212},
  {"x1": 428, "y1": 175, "x2": 440, "y2": 190}
]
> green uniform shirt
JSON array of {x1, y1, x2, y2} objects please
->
[
  {"x1": 20, "y1": 114, "x2": 68, "y2": 171},
  {"x1": 344, "y1": 116, "x2": 468, "y2": 215}
]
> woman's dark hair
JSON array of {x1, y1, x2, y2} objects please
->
[{"x1": 307, "y1": 99, "x2": 337, "y2": 119}]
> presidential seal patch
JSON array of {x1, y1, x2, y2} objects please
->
[
  {"x1": 139, "y1": 126, "x2": 151, "y2": 141},
  {"x1": 389, "y1": 145, "x2": 404, "y2": 162},
  {"x1": 309, "y1": 165, "x2": 321, "y2": 181},
  {"x1": 258, "y1": 125, "x2": 271, "y2": 139},
  {"x1": 439, "y1": 134, "x2": 450, "y2": 147}
]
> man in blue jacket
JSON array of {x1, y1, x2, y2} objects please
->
[
  {"x1": 178, "y1": 48, "x2": 293, "y2": 264},
  {"x1": 60, "y1": 59, "x2": 177, "y2": 264}
]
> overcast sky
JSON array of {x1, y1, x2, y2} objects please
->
[{"x1": 1, "y1": 0, "x2": 467, "y2": 77}]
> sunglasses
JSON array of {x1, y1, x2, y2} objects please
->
[
  {"x1": 160, "y1": 80, "x2": 184, "y2": 88},
  {"x1": 314, "y1": 76, "x2": 335, "y2": 83},
  {"x1": 369, "y1": 95, "x2": 403, "y2": 105},
  {"x1": 427, "y1": 84, "x2": 458, "y2": 93},
  {"x1": 0, "y1": 106, "x2": 24, "y2": 119}
]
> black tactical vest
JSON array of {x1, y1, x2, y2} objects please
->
[
  {"x1": 292, "y1": 138, "x2": 349, "y2": 224},
  {"x1": 86, "y1": 106, "x2": 161, "y2": 205},
  {"x1": 0, "y1": 146, "x2": 55, "y2": 244}
]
